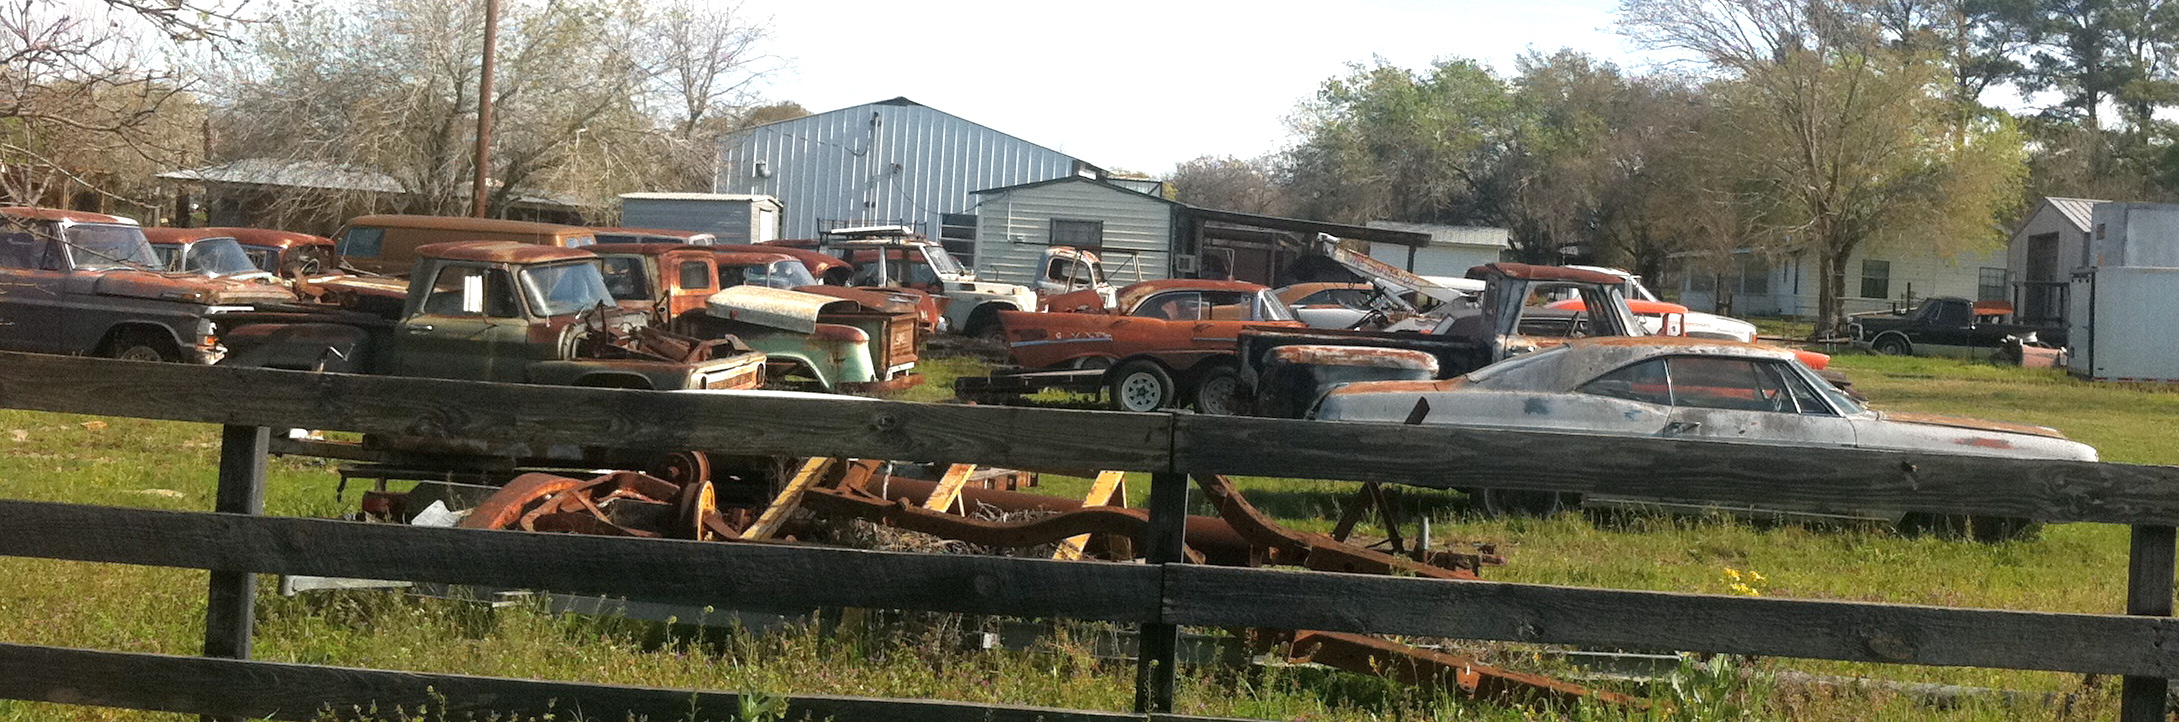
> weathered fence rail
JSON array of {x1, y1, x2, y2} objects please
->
[{"x1": 0, "y1": 350, "x2": 2174, "y2": 721}]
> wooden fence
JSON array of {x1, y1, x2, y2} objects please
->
[{"x1": 0, "y1": 350, "x2": 2176, "y2": 721}]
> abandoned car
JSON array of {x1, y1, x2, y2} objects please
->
[{"x1": 1312, "y1": 336, "x2": 2094, "y2": 535}]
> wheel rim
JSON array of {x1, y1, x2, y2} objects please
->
[
  {"x1": 1197, "y1": 374, "x2": 1240, "y2": 415},
  {"x1": 647, "y1": 451, "x2": 712, "y2": 486},
  {"x1": 1117, "y1": 373, "x2": 1164, "y2": 411},
  {"x1": 114, "y1": 345, "x2": 164, "y2": 362}
]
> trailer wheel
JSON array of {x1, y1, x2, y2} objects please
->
[
  {"x1": 1191, "y1": 365, "x2": 1247, "y2": 416},
  {"x1": 1106, "y1": 360, "x2": 1174, "y2": 412}
]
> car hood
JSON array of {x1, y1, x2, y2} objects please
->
[
  {"x1": 1875, "y1": 411, "x2": 2070, "y2": 440},
  {"x1": 94, "y1": 270, "x2": 295, "y2": 305}
]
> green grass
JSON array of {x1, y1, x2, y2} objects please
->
[{"x1": 0, "y1": 350, "x2": 2169, "y2": 720}]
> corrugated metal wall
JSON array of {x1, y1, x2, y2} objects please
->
[
  {"x1": 973, "y1": 181, "x2": 1174, "y2": 287},
  {"x1": 716, "y1": 99, "x2": 1087, "y2": 240}
]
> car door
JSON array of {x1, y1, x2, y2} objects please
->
[
  {"x1": 389, "y1": 263, "x2": 532, "y2": 383},
  {"x1": 1659, "y1": 356, "x2": 1857, "y2": 447},
  {"x1": 0, "y1": 230, "x2": 69, "y2": 353}
]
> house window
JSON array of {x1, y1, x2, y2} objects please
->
[
  {"x1": 1978, "y1": 267, "x2": 2007, "y2": 302},
  {"x1": 939, "y1": 213, "x2": 976, "y2": 267},
  {"x1": 1051, "y1": 219, "x2": 1104, "y2": 252},
  {"x1": 1859, "y1": 259, "x2": 1891, "y2": 299},
  {"x1": 1738, "y1": 255, "x2": 1770, "y2": 295}
]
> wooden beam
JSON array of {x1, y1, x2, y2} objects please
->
[
  {"x1": 2122, "y1": 524, "x2": 2176, "y2": 722},
  {"x1": 1172, "y1": 414, "x2": 2179, "y2": 525},
  {"x1": 1055, "y1": 471, "x2": 1129, "y2": 561},
  {"x1": 1135, "y1": 472, "x2": 1188, "y2": 714},
  {"x1": 0, "y1": 500, "x2": 1161, "y2": 624},
  {"x1": 0, "y1": 352, "x2": 1172, "y2": 474},
  {"x1": 1165, "y1": 565, "x2": 2179, "y2": 677},
  {"x1": 743, "y1": 457, "x2": 833, "y2": 541},
  {"x1": 922, "y1": 463, "x2": 976, "y2": 515},
  {"x1": 0, "y1": 643, "x2": 1247, "y2": 722}
]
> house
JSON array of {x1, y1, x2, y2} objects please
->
[
  {"x1": 713, "y1": 97, "x2": 1101, "y2": 252},
  {"x1": 1362, "y1": 221, "x2": 1511, "y2": 277},
  {"x1": 2005, "y1": 197, "x2": 2104, "y2": 325},
  {"x1": 965, "y1": 176, "x2": 1428, "y2": 288},
  {"x1": 1673, "y1": 242, "x2": 2008, "y2": 319}
]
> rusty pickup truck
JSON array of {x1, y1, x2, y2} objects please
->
[
  {"x1": 587, "y1": 243, "x2": 920, "y2": 392},
  {"x1": 956, "y1": 279, "x2": 1304, "y2": 413},
  {"x1": 0, "y1": 208, "x2": 297, "y2": 363}
]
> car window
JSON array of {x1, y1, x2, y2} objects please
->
[
  {"x1": 597, "y1": 256, "x2": 649, "y2": 301},
  {"x1": 1667, "y1": 357, "x2": 1776, "y2": 411},
  {"x1": 678, "y1": 261, "x2": 712, "y2": 291},
  {"x1": 1579, "y1": 358, "x2": 1672, "y2": 405},
  {"x1": 338, "y1": 227, "x2": 384, "y2": 258},
  {"x1": 1134, "y1": 291, "x2": 1203, "y2": 320},
  {"x1": 421, "y1": 265, "x2": 519, "y2": 318},
  {"x1": 0, "y1": 231, "x2": 41, "y2": 269},
  {"x1": 1931, "y1": 302, "x2": 1969, "y2": 326}
]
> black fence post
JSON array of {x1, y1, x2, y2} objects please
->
[
  {"x1": 202, "y1": 425, "x2": 267, "y2": 722},
  {"x1": 2121, "y1": 524, "x2": 2175, "y2": 722},
  {"x1": 1134, "y1": 471, "x2": 1187, "y2": 714}
]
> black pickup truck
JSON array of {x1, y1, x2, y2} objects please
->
[{"x1": 1847, "y1": 297, "x2": 2066, "y2": 358}]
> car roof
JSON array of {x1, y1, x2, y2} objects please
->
[
  {"x1": 415, "y1": 240, "x2": 596, "y2": 264},
  {"x1": 0, "y1": 207, "x2": 138, "y2": 225},
  {"x1": 1467, "y1": 336, "x2": 1805, "y2": 392},
  {"x1": 1118, "y1": 278, "x2": 1271, "y2": 312},
  {"x1": 143, "y1": 227, "x2": 238, "y2": 244},
  {"x1": 587, "y1": 242, "x2": 709, "y2": 257}
]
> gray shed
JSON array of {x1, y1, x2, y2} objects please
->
[{"x1": 714, "y1": 97, "x2": 1101, "y2": 242}]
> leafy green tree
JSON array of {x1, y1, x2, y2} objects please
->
[
  {"x1": 1280, "y1": 58, "x2": 1519, "y2": 228},
  {"x1": 1623, "y1": 0, "x2": 2026, "y2": 334}
]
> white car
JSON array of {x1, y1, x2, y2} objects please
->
[
  {"x1": 1566, "y1": 265, "x2": 1757, "y2": 342},
  {"x1": 1312, "y1": 336, "x2": 2093, "y2": 538}
]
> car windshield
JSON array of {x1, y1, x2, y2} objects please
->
[
  {"x1": 520, "y1": 261, "x2": 615, "y2": 316},
  {"x1": 595, "y1": 256, "x2": 651, "y2": 301},
  {"x1": 241, "y1": 246, "x2": 280, "y2": 272},
  {"x1": 181, "y1": 238, "x2": 260, "y2": 276},
  {"x1": 920, "y1": 245, "x2": 965, "y2": 277},
  {"x1": 747, "y1": 259, "x2": 816, "y2": 289},
  {"x1": 62, "y1": 223, "x2": 159, "y2": 271}
]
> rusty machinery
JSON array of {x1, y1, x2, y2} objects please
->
[{"x1": 366, "y1": 462, "x2": 1637, "y2": 710}]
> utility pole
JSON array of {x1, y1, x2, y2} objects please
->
[{"x1": 469, "y1": 0, "x2": 500, "y2": 218}]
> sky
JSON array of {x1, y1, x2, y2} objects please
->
[{"x1": 739, "y1": 0, "x2": 1658, "y2": 175}]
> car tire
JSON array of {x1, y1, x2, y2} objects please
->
[
  {"x1": 1873, "y1": 335, "x2": 1911, "y2": 356},
  {"x1": 103, "y1": 330, "x2": 179, "y2": 363},
  {"x1": 1477, "y1": 487, "x2": 1580, "y2": 517},
  {"x1": 1106, "y1": 360, "x2": 1174, "y2": 412},
  {"x1": 1191, "y1": 365, "x2": 1247, "y2": 416}
]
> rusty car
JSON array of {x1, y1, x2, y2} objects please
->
[
  {"x1": 586, "y1": 243, "x2": 919, "y2": 392},
  {"x1": 1312, "y1": 335, "x2": 2093, "y2": 537},
  {"x1": 958, "y1": 279, "x2": 1304, "y2": 413},
  {"x1": 144, "y1": 227, "x2": 276, "y2": 280},
  {"x1": 0, "y1": 207, "x2": 297, "y2": 363},
  {"x1": 1239, "y1": 263, "x2": 1646, "y2": 418},
  {"x1": 819, "y1": 225, "x2": 1038, "y2": 337}
]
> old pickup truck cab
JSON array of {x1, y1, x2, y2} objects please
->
[
  {"x1": 1849, "y1": 297, "x2": 2065, "y2": 358},
  {"x1": 221, "y1": 241, "x2": 766, "y2": 391},
  {"x1": 586, "y1": 243, "x2": 918, "y2": 392},
  {"x1": 821, "y1": 225, "x2": 1038, "y2": 337},
  {"x1": 0, "y1": 208, "x2": 297, "y2": 363}
]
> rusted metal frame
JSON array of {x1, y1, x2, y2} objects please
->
[
  {"x1": 1288, "y1": 630, "x2": 1641, "y2": 709},
  {"x1": 797, "y1": 488, "x2": 1155, "y2": 548},
  {"x1": 922, "y1": 464, "x2": 976, "y2": 515},
  {"x1": 1056, "y1": 471, "x2": 1128, "y2": 561},
  {"x1": 203, "y1": 425, "x2": 267, "y2": 722},
  {"x1": 743, "y1": 457, "x2": 834, "y2": 540},
  {"x1": 1135, "y1": 471, "x2": 1187, "y2": 715},
  {"x1": 1190, "y1": 475, "x2": 1476, "y2": 581},
  {"x1": 2122, "y1": 524, "x2": 2176, "y2": 722}
]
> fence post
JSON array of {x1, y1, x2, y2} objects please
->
[
  {"x1": 1134, "y1": 471, "x2": 1187, "y2": 714},
  {"x1": 202, "y1": 425, "x2": 267, "y2": 722},
  {"x1": 2122, "y1": 524, "x2": 2175, "y2": 722}
]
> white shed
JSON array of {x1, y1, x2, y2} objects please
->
[{"x1": 1362, "y1": 221, "x2": 1511, "y2": 276}]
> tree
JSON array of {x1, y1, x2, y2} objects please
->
[
  {"x1": 1280, "y1": 59, "x2": 1519, "y2": 227},
  {"x1": 1622, "y1": 0, "x2": 2026, "y2": 335},
  {"x1": 0, "y1": 0, "x2": 239, "y2": 211},
  {"x1": 1167, "y1": 155, "x2": 1288, "y2": 215},
  {"x1": 207, "y1": 0, "x2": 780, "y2": 224}
]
